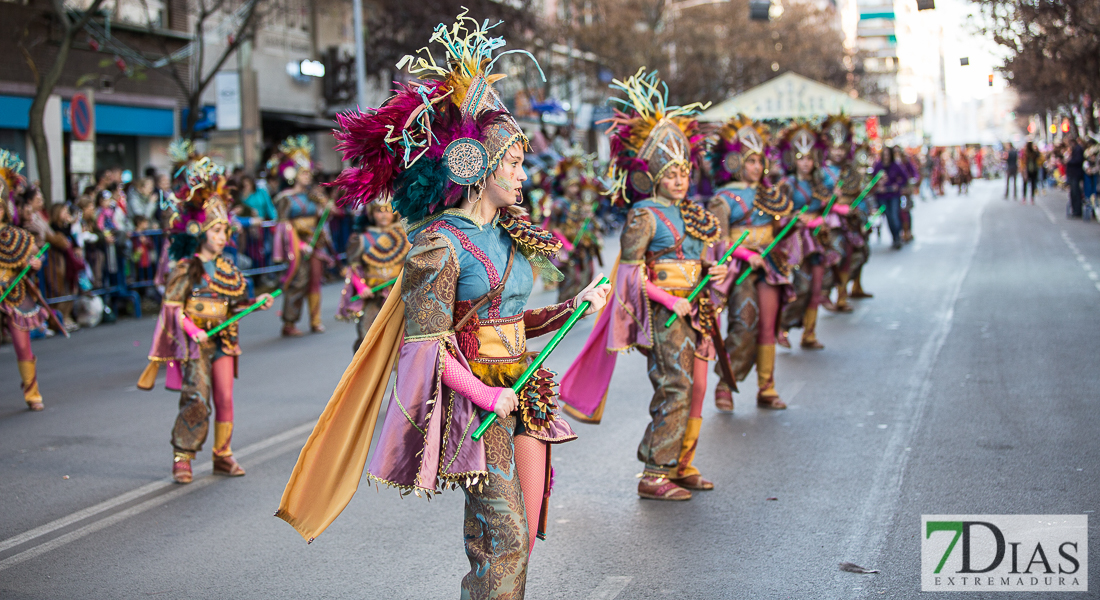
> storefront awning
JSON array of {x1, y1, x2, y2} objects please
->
[{"x1": 699, "y1": 72, "x2": 887, "y2": 122}]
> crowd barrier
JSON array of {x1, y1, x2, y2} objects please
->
[{"x1": 33, "y1": 213, "x2": 355, "y2": 322}]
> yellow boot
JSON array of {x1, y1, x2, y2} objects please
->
[
  {"x1": 800, "y1": 306, "x2": 824, "y2": 350},
  {"x1": 834, "y1": 272, "x2": 854, "y2": 313},
  {"x1": 212, "y1": 422, "x2": 245, "y2": 476},
  {"x1": 18, "y1": 359, "x2": 43, "y2": 411},
  {"x1": 756, "y1": 344, "x2": 786, "y2": 409},
  {"x1": 851, "y1": 274, "x2": 874, "y2": 298},
  {"x1": 671, "y1": 417, "x2": 713, "y2": 490},
  {"x1": 307, "y1": 292, "x2": 325, "y2": 333}
]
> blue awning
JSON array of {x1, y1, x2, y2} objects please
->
[
  {"x1": 0, "y1": 95, "x2": 175, "y2": 137},
  {"x1": 62, "y1": 101, "x2": 175, "y2": 137},
  {"x1": 0, "y1": 95, "x2": 33, "y2": 129}
]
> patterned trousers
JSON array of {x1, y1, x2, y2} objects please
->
[
  {"x1": 461, "y1": 416, "x2": 529, "y2": 600},
  {"x1": 638, "y1": 304, "x2": 694, "y2": 475}
]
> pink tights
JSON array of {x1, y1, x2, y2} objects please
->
[
  {"x1": 690, "y1": 357, "x2": 707, "y2": 418},
  {"x1": 808, "y1": 264, "x2": 825, "y2": 309},
  {"x1": 7, "y1": 326, "x2": 34, "y2": 362},
  {"x1": 212, "y1": 356, "x2": 234, "y2": 422},
  {"x1": 756, "y1": 281, "x2": 780, "y2": 345},
  {"x1": 513, "y1": 434, "x2": 547, "y2": 554}
]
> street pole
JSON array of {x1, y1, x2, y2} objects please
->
[{"x1": 352, "y1": 0, "x2": 367, "y2": 107}]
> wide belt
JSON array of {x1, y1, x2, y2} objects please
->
[{"x1": 729, "y1": 225, "x2": 773, "y2": 253}]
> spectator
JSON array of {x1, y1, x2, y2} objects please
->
[
  {"x1": 1064, "y1": 135, "x2": 1085, "y2": 218},
  {"x1": 126, "y1": 177, "x2": 157, "y2": 222},
  {"x1": 1023, "y1": 142, "x2": 1040, "y2": 204},
  {"x1": 1004, "y1": 143, "x2": 1018, "y2": 199},
  {"x1": 78, "y1": 195, "x2": 108, "y2": 288},
  {"x1": 872, "y1": 146, "x2": 911, "y2": 250},
  {"x1": 154, "y1": 173, "x2": 172, "y2": 226},
  {"x1": 46, "y1": 203, "x2": 82, "y2": 331},
  {"x1": 241, "y1": 175, "x2": 277, "y2": 221}
]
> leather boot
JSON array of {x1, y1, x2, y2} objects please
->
[
  {"x1": 173, "y1": 451, "x2": 194, "y2": 484},
  {"x1": 308, "y1": 292, "x2": 325, "y2": 333},
  {"x1": 756, "y1": 344, "x2": 787, "y2": 409},
  {"x1": 851, "y1": 276, "x2": 874, "y2": 299},
  {"x1": 833, "y1": 272, "x2": 854, "y2": 312},
  {"x1": 671, "y1": 417, "x2": 713, "y2": 490},
  {"x1": 18, "y1": 359, "x2": 43, "y2": 411},
  {"x1": 800, "y1": 307, "x2": 825, "y2": 350},
  {"x1": 212, "y1": 422, "x2": 245, "y2": 476},
  {"x1": 714, "y1": 381, "x2": 734, "y2": 412}
]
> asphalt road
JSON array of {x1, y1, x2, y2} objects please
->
[{"x1": 1, "y1": 179, "x2": 1097, "y2": 599}]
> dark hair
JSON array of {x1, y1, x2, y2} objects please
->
[{"x1": 168, "y1": 232, "x2": 202, "y2": 262}]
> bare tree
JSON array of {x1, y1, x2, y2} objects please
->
[
  {"x1": 560, "y1": 0, "x2": 864, "y2": 106},
  {"x1": 973, "y1": 0, "x2": 1100, "y2": 131},
  {"x1": 20, "y1": 0, "x2": 108, "y2": 205},
  {"x1": 161, "y1": 0, "x2": 265, "y2": 138}
]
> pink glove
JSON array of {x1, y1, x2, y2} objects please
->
[
  {"x1": 732, "y1": 247, "x2": 760, "y2": 263},
  {"x1": 179, "y1": 314, "x2": 203, "y2": 339},
  {"x1": 441, "y1": 352, "x2": 504, "y2": 412},
  {"x1": 807, "y1": 216, "x2": 824, "y2": 229},
  {"x1": 550, "y1": 231, "x2": 574, "y2": 253},
  {"x1": 832, "y1": 204, "x2": 851, "y2": 216},
  {"x1": 351, "y1": 274, "x2": 369, "y2": 297},
  {"x1": 645, "y1": 279, "x2": 682, "y2": 311}
]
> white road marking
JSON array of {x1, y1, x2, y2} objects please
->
[
  {"x1": 783, "y1": 380, "x2": 806, "y2": 404},
  {"x1": 1057, "y1": 230, "x2": 1099, "y2": 294},
  {"x1": 0, "y1": 421, "x2": 315, "y2": 571},
  {"x1": 588, "y1": 576, "x2": 632, "y2": 600},
  {"x1": 828, "y1": 195, "x2": 985, "y2": 599}
]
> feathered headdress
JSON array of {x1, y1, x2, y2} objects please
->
[
  {"x1": 820, "y1": 114, "x2": 854, "y2": 157},
  {"x1": 777, "y1": 120, "x2": 824, "y2": 172},
  {"x1": 602, "y1": 69, "x2": 709, "y2": 205},
  {"x1": 0, "y1": 149, "x2": 26, "y2": 197},
  {"x1": 164, "y1": 139, "x2": 229, "y2": 237},
  {"x1": 331, "y1": 10, "x2": 545, "y2": 223},
  {"x1": 709, "y1": 114, "x2": 771, "y2": 185},
  {"x1": 270, "y1": 135, "x2": 315, "y2": 186}
]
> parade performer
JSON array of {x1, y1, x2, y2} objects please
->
[
  {"x1": 777, "y1": 121, "x2": 841, "y2": 350},
  {"x1": 272, "y1": 136, "x2": 332, "y2": 337},
  {"x1": 558, "y1": 69, "x2": 727, "y2": 500},
  {"x1": 819, "y1": 115, "x2": 872, "y2": 310},
  {"x1": 275, "y1": 14, "x2": 610, "y2": 598},
  {"x1": 0, "y1": 152, "x2": 50, "y2": 411},
  {"x1": 547, "y1": 155, "x2": 603, "y2": 302},
  {"x1": 707, "y1": 115, "x2": 795, "y2": 412},
  {"x1": 335, "y1": 202, "x2": 408, "y2": 352},
  {"x1": 138, "y1": 153, "x2": 274, "y2": 483}
]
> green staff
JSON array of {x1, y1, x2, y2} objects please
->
[
  {"x1": 664, "y1": 230, "x2": 749, "y2": 328},
  {"x1": 863, "y1": 205, "x2": 886, "y2": 232},
  {"x1": 472, "y1": 275, "x2": 611, "y2": 441},
  {"x1": 0, "y1": 243, "x2": 49, "y2": 304},
  {"x1": 308, "y1": 206, "x2": 332, "y2": 250},
  {"x1": 571, "y1": 216, "x2": 592, "y2": 247},
  {"x1": 349, "y1": 277, "x2": 398, "y2": 303},
  {"x1": 813, "y1": 179, "x2": 845, "y2": 236},
  {"x1": 734, "y1": 206, "x2": 809, "y2": 286},
  {"x1": 205, "y1": 289, "x2": 283, "y2": 336},
  {"x1": 849, "y1": 170, "x2": 886, "y2": 211}
]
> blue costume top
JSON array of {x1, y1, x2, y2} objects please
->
[{"x1": 408, "y1": 210, "x2": 535, "y2": 320}]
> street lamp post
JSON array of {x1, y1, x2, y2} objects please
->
[{"x1": 352, "y1": 0, "x2": 367, "y2": 107}]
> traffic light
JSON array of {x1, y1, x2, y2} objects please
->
[
  {"x1": 322, "y1": 47, "x2": 357, "y2": 106},
  {"x1": 988, "y1": 74, "x2": 994, "y2": 87}
]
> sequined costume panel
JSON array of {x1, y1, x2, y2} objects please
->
[{"x1": 0, "y1": 225, "x2": 48, "y2": 332}]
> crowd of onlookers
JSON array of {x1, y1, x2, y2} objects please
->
[
  {"x1": 997, "y1": 135, "x2": 1100, "y2": 218},
  {"x1": 4, "y1": 163, "x2": 347, "y2": 337}
]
